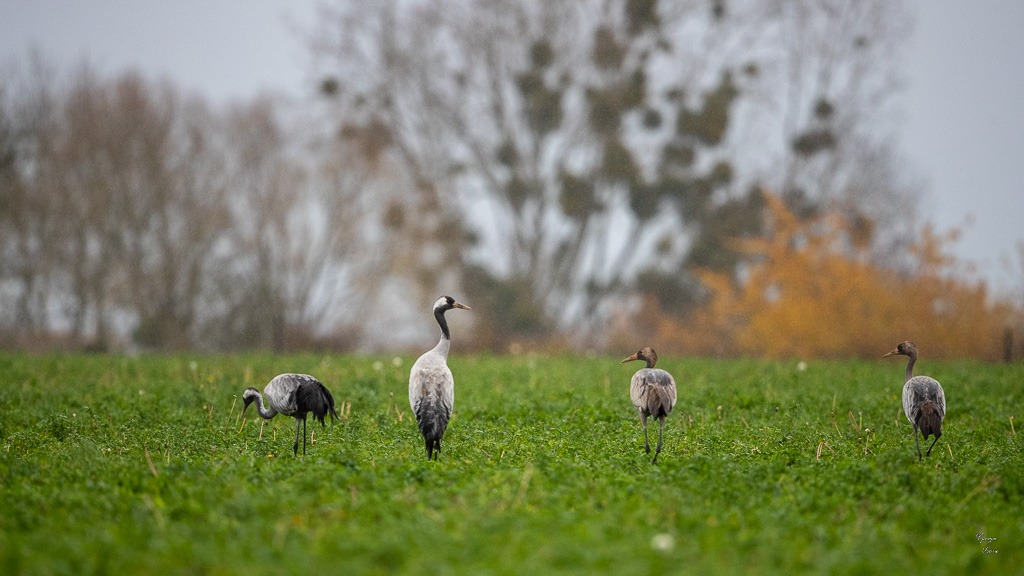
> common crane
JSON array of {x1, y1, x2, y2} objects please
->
[
  {"x1": 884, "y1": 341, "x2": 946, "y2": 460},
  {"x1": 621, "y1": 347, "x2": 677, "y2": 464},
  {"x1": 409, "y1": 296, "x2": 470, "y2": 460},
  {"x1": 242, "y1": 373, "x2": 338, "y2": 456}
]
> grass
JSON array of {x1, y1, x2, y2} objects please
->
[{"x1": 0, "y1": 352, "x2": 1021, "y2": 575}]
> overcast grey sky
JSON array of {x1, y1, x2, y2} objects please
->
[
  {"x1": 2, "y1": 0, "x2": 1022, "y2": 291},
  {"x1": 901, "y1": 1, "x2": 1024, "y2": 291}
]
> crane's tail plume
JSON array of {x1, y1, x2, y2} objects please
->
[
  {"x1": 917, "y1": 400, "x2": 943, "y2": 440},
  {"x1": 415, "y1": 401, "x2": 451, "y2": 459},
  {"x1": 298, "y1": 381, "x2": 339, "y2": 427},
  {"x1": 649, "y1": 386, "x2": 675, "y2": 419}
]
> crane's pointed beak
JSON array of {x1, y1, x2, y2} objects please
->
[
  {"x1": 882, "y1": 347, "x2": 899, "y2": 358},
  {"x1": 621, "y1": 353, "x2": 639, "y2": 364},
  {"x1": 453, "y1": 302, "x2": 471, "y2": 310}
]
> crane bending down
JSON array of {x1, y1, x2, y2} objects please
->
[
  {"x1": 884, "y1": 341, "x2": 946, "y2": 460},
  {"x1": 409, "y1": 295, "x2": 470, "y2": 460},
  {"x1": 242, "y1": 373, "x2": 338, "y2": 456},
  {"x1": 622, "y1": 347, "x2": 677, "y2": 464}
]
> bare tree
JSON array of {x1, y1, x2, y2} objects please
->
[
  {"x1": 308, "y1": 117, "x2": 460, "y2": 350},
  {"x1": 755, "y1": 0, "x2": 918, "y2": 257},
  {"x1": 209, "y1": 97, "x2": 398, "y2": 351},
  {"x1": 0, "y1": 58, "x2": 64, "y2": 344},
  {"x1": 17, "y1": 70, "x2": 236, "y2": 350},
  {"x1": 1, "y1": 58, "x2": 398, "y2": 352},
  {"x1": 32, "y1": 67, "x2": 125, "y2": 347},
  {"x1": 309, "y1": 0, "x2": 917, "y2": 349},
  {"x1": 124, "y1": 89, "x2": 235, "y2": 350},
  {"x1": 204, "y1": 98, "x2": 302, "y2": 351},
  {"x1": 311, "y1": 0, "x2": 756, "y2": 346}
]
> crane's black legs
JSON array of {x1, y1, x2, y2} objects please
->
[
  {"x1": 652, "y1": 417, "x2": 665, "y2": 464},
  {"x1": 302, "y1": 416, "x2": 307, "y2": 455},
  {"x1": 424, "y1": 438, "x2": 441, "y2": 460},
  {"x1": 911, "y1": 424, "x2": 941, "y2": 459},
  {"x1": 293, "y1": 418, "x2": 302, "y2": 456},
  {"x1": 641, "y1": 414, "x2": 651, "y2": 454}
]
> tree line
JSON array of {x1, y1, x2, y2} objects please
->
[
  {"x1": 0, "y1": 62, "x2": 392, "y2": 351},
  {"x1": 1, "y1": 0, "x2": 1019, "y2": 357}
]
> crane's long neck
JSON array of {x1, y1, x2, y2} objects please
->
[
  {"x1": 435, "y1": 307, "x2": 451, "y2": 340},
  {"x1": 904, "y1": 353, "x2": 916, "y2": 382},
  {"x1": 432, "y1": 307, "x2": 452, "y2": 359},
  {"x1": 251, "y1": 394, "x2": 277, "y2": 420}
]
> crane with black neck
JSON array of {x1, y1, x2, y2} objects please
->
[{"x1": 409, "y1": 295, "x2": 471, "y2": 460}]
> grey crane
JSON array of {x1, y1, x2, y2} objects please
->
[
  {"x1": 884, "y1": 341, "x2": 946, "y2": 460},
  {"x1": 409, "y1": 295, "x2": 471, "y2": 460},
  {"x1": 622, "y1": 347, "x2": 678, "y2": 464},
  {"x1": 242, "y1": 373, "x2": 338, "y2": 456}
]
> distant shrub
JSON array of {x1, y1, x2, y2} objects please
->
[{"x1": 656, "y1": 192, "x2": 1021, "y2": 360}]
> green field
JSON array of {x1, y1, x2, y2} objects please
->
[{"x1": 0, "y1": 353, "x2": 1020, "y2": 575}]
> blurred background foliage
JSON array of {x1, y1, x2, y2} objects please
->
[
  {"x1": 1, "y1": 0, "x2": 1022, "y2": 359},
  {"x1": 650, "y1": 192, "x2": 1017, "y2": 360}
]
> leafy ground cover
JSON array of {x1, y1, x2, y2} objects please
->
[{"x1": 0, "y1": 352, "x2": 1020, "y2": 575}]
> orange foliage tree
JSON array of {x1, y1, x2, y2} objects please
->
[{"x1": 657, "y1": 192, "x2": 1016, "y2": 360}]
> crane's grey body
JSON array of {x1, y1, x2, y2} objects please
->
[
  {"x1": 902, "y1": 375, "x2": 945, "y2": 456},
  {"x1": 409, "y1": 296, "x2": 470, "y2": 460},
  {"x1": 410, "y1": 338, "x2": 454, "y2": 458},
  {"x1": 885, "y1": 341, "x2": 946, "y2": 460},
  {"x1": 242, "y1": 373, "x2": 338, "y2": 456},
  {"x1": 622, "y1": 347, "x2": 677, "y2": 464}
]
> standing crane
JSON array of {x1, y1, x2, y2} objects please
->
[
  {"x1": 884, "y1": 341, "x2": 946, "y2": 460},
  {"x1": 621, "y1": 347, "x2": 677, "y2": 464},
  {"x1": 242, "y1": 373, "x2": 338, "y2": 456},
  {"x1": 409, "y1": 295, "x2": 470, "y2": 460}
]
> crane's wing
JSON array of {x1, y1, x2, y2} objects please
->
[
  {"x1": 629, "y1": 372, "x2": 646, "y2": 413},
  {"x1": 901, "y1": 380, "x2": 914, "y2": 424},
  {"x1": 265, "y1": 373, "x2": 314, "y2": 415}
]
